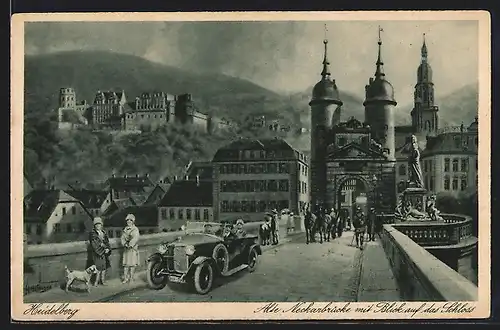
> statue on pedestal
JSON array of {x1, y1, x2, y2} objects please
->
[{"x1": 408, "y1": 135, "x2": 424, "y2": 188}]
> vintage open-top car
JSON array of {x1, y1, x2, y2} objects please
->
[{"x1": 146, "y1": 221, "x2": 262, "y2": 294}]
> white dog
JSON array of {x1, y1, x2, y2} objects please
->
[{"x1": 65, "y1": 264, "x2": 98, "y2": 293}]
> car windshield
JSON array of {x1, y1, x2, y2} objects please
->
[{"x1": 185, "y1": 221, "x2": 230, "y2": 238}]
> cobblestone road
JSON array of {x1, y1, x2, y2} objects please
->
[{"x1": 109, "y1": 232, "x2": 363, "y2": 302}]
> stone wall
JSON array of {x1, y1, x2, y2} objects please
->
[
  {"x1": 23, "y1": 222, "x2": 264, "y2": 295},
  {"x1": 380, "y1": 224, "x2": 478, "y2": 301}
]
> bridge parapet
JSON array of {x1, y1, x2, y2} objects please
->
[
  {"x1": 380, "y1": 224, "x2": 478, "y2": 301},
  {"x1": 23, "y1": 222, "x2": 263, "y2": 295},
  {"x1": 392, "y1": 214, "x2": 474, "y2": 247}
]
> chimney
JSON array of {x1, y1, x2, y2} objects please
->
[
  {"x1": 196, "y1": 175, "x2": 200, "y2": 186},
  {"x1": 185, "y1": 175, "x2": 189, "y2": 181}
]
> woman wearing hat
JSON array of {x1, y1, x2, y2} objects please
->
[
  {"x1": 121, "y1": 213, "x2": 140, "y2": 283},
  {"x1": 88, "y1": 217, "x2": 111, "y2": 286},
  {"x1": 234, "y1": 219, "x2": 247, "y2": 238}
]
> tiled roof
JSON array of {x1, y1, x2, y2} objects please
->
[
  {"x1": 185, "y1": 161, "x2": 213, "y2": 181},
  {"x1": 102, "y1": 197, "x2": 137, "y2": 217},
  {"x1": 422, "y1": 130, "x2": 478, "y2": 156},
  {"x1": 104, "y1": 205, "x2": 159, "y2": 228},
  {"x1": 23, "y1": 190, "x2": 87, "y2": 223},
  {"x1": 66, "y1": 190, "x2": 108, "y2": 209},
  {"x1": 105, "y1": 175, "x2": 154, "y2": 190},
  {"x1": 158, "y1": 180, "x2": 213, "y2": 207},
  {"x1": 212, "y1": 138, "x2": 300, "y2": 162}
]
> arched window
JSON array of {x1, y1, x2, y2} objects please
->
[{"x1": 425, "y1": 120, "x2": 431, "y2": 131}]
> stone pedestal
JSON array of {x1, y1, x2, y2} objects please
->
[{"x1": 402, "y1": 187, "x2": 427, "y2": 213}]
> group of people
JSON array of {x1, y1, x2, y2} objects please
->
[
  {"x1": 304, "y1": 204, "x2": 379, "y2": 249},
  {"x1": 204, "y1": 219, "x2": 248, "y2": 239},
  {"x1": 86, "y1": 213, "x2": 140, "y2": 286}
]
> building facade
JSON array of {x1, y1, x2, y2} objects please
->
[
  {"x1": 124, "y1": 92, "x2": 175, "y2": 131},
  {"x1": 90, "y1": 90, "x2": 129, "y2": 129},
  {"x1": 23, "y1": 190, "x2": 94, "y2": 244},
  {"x1": 212, "y1": 138, "x2": 309, "y2": 222},
  {"x1": 157, "y1": 180, "x2": 214, "y2": 231},
  {"x1": 421, "y1": 119, "x2": 479, "y2": 195},
  {"x1": 57, "y1": 87, "x2": 90, "y2": 129}
]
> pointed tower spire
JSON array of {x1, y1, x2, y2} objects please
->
[
  {"x1": 421, "y1": 33, "x2": 428, "y2": 62},
  {"x1": 375, "y1": 25, "x2": 385, "y2": 79},
  {"x1": 321, "y1": 24, "x2": 331, "y2": 78}
]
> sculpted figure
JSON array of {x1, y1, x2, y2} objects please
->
[
  {"x1": 427, "y1": 195, "x2": 444, "y2": 221},
  {"x1": 408, "y1": 135, "x2": 424, "y2": 188}
]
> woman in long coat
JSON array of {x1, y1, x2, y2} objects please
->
[
  {"x1": 89, "y1": 217, "x2": 111, "y2": 286},
  {"x1": 121, "y1": 213, "x2": 140, "y2": 283}
]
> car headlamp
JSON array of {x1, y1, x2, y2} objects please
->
[
  {"x1": 157, "y1": 243, "x2": 168, "y2": 254},
  {"x1": 185, "y1": 245, "x2": 195, "y2": 256}
]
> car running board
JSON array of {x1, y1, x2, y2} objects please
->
[{"x1": 221, "y1": 264, "x2": 248, "y2": 277}]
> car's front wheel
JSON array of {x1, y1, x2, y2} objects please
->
[
  {"x1": 146, "y1": 260, "x2": 168, "y2": 290},
  {"x1": 247, "y1": 248, "x2": 259, "y2": 273},
  {"x1": 193, "y1": 261, "x2": 214, "y2": 295}
]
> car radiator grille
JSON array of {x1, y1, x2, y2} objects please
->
[{"x1": 172, "y1": 246, "x2": 188, "y2": 273}]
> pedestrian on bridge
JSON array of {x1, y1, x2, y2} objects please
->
[
  {"x1": 367, "y1": 207, "x2": 376, "y2": 241},
  {"x1": 88, "y1": 217, "x2": 111, "y2": 286},
  {"x1": 352, "y1": 207, "x2": 366, "y2": 250},
  {"x1": 121, "y1": 213, "x2": 140, "y2": 284}
]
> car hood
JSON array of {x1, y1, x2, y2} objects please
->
[{"x1": 171, "y1": 233, "x2": 223, "y2": 246}]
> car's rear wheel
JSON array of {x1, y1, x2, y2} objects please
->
[
  {"x1": 147, "y1": 260, "x2": 168, "y2": 290},
  {"x1": 247, "y1": 248, "x2": 259, "y2": 273},
  {"x1": 193, "y1": 261, "x2": 214, "y2": 295}
]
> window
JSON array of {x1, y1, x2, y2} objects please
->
[
  {"x1": 461, "y1": 176, "x2": 468, "y2": 191},
  {"x1": 452, "y1": 177, "x2": 458, "y2": 190},
  {"x1": 461, "y1": 159, "x2": 468, "y2": 172},
  {"x1": 399, "y1": 164, "x2": 406, "y2": 176},
  {"x1": 452, "y1": 159, "x2": 459, "y2": 172},
  {"x1": 62, "y1": 207, "x2": 66, "y2": 216},
  {"x1": 221, "y1": 201, "x2": 228, "y2": 213},
  {"x1": 169, "y1": 209, "x2": 175, "y2": 220},
  {"x1": 444, "y1": 158, "x2": 450, "y2": 172},
  {"x1": 161, "y1": 208, "x2": 167, "y2": 220},
  {"x1": 186, "y1": 209, "x2": 192, "y2": 220},
  {"x1": 203, "y1": 209, "x2": 209, "y2": 220},
  {"x1": 66, "y1": 224, "x2": 72, "y2": 233},
  {"x1": 444, "y1": 176, "x2": 450, "y2": 190},
  {"x1": 279, "y1": 180, "x2": 289, "y2": 192},
  {"x1": 79, "y1": 222, "x2": 85, "y2": 233},
  {"x1": 340, "y1": 193, "x2": 346, "y2": 203},
  {"x1": 72, "y1": 206, "x2": 76, "y2": 215},
  {"x1": 108, "y1": 230, "x2": 114, "y2": 238},
  {"x1": 454, "y1": 136, "x2": 461, "y2": 148},
  {"x1": 250, "y1": 201, "x2": 257, "y2": 212},
  {"x1": 54, "y1": 223, "x2": 61, "y2": 233},
  {"x1": 178, "y1": 209, "x2": 184, "y2": 220},
  {"x1": 195, "y1": 209, "x2": 201, "y2": 220}
]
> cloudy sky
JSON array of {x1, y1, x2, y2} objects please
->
[{"x1": 25, "y1": 20, "x2": 478, "y2": 105}]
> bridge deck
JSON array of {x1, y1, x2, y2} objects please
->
[{"x1": 24, "y1": 232, "x2": 401, "y2": 303}]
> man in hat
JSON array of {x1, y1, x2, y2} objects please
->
[
  {"x1": 352, "y1": 206, "x2": 366, "y2": 250},
  {"x1": 367, "y1": 207, "x2": 376, "y2": 241},
  {"x1": 271, "y1": 209, "x2": 279, "y2": 245}
]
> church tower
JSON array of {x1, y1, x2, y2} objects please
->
[
  {"x1": 411, "y1": 34, "x2": 439, "y2": 135},
  {"x1": 363, "y1": 27, "x2": 397, "y2": 160},
  {"x1": 309, "y1": 37, "x2": 343, "y2": 210}
]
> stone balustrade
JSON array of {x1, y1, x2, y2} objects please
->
[
  {"x1": 392, "y1": 214, "x2": 474, "y2": 247},
  {"x1": 23, "y1": 222, "x2": 264, "y2": 295},
  {"x1": 380, "y1": 224, "x2": 478, "y2": 301}
]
